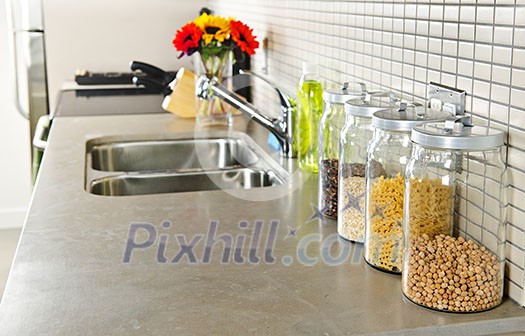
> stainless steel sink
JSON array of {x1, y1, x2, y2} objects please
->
[
  {"x1": 90, "y1": 168, "x2": 283, "y2": 196},
  {"x1": 90, "y1": 138, "x2": 259, "y2": 172},
  {"x1": 85, "y1": 131, "x2": 288, "y2": 196}
]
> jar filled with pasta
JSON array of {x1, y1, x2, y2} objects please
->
[
  {"x1": 364, "y1": 103, "x2": 450, "y2": 274},
  {"x1": 402, "y1": 117, "x2": 507, "y2": 313},
  {"x1": 318, "y1": 83, "x2": 366, "y2": 219},
  {"x1": 337, "y1": 93, "x2": 393, "y2": 242}
]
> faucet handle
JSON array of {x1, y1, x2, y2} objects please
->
[{"x1": 195, "y1": 75, "x2": 217, "y2": 100}]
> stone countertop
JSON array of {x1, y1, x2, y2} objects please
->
[{"x1": 0, "y1": 111, "x2": 524, "y2": 335}]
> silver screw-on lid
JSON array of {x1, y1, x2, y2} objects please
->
[
  {"x1": 323, "y1": 82, "x2": 365, "y2": 104},
  {"x1": 372, "y1": 103, "x2": 451, "y2": 132},
  {"x1": 345, "y1": 93, "x2": 394, "y2": 117},
  {"x1": 411, "y1": 121, "x2": 505, "y2": 150}
]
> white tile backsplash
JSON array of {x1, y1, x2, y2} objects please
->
[
  {"x1": 495, "y1": 6, "x2": 515, "y2": 25},
  {"x1": 443, "y1": 23, "x2": 459, "y2": 40},
  {"x1": 209, "y1": 0, "x2": 525, "y2": 307},
  {"x1": 417, "y1": 4, "x2": 430, "y2": 19},
  {"x1": 513, "y1": 69, "x2": 525, "y2": 88},
  {"x1": 458, "y1": 41, "x2": 475, "y2": 58},
  {"x1": 477, "y1": 6, "x2": 495, "y2": 24},
  {"x1": 508, "y1": 263, "x2": 525, "y2": 291},
  {"x1": 459, "y1": 23, "x2": 475, "y2": 40},
  {"x1": 497, "y1": 28, "x2": 515, "y2": 47},
  {"x1": 507, "y1": 213, "x2": 525, "y2": 246},
  {"x1": 475, "y1": 44, "x2": 493, "y2": 62},
  {"x1": 460, "y1": 5, "x2": 476, "y2": 22},
  {"x1": 476, "y1": 25, "x2": 495, "y2": 43},
  {"x1": 508, "y1": 147, "x2": 524, "y2": 168},
  {"x1": 493, "y1": 65, "x2": 511, "y2": 84},
  {"x1": 511, "y1": 88, "x2": 525, "y2": 107},
  {"x1": 490, "y1": 101, "x2": 510, "y2": 123},
  {"x1": 491, "y1": 83, "x2": 511, "y2": 105},
  {"x1": 516, "y1": 28, "x2": 525, "y2": 48},
  {"x1": 493, "y1": 46, "x2": 513, "y2": 65},
  {"x1": 441, "y1": 56, "x2": 457, "y2": 73},
  {"x1": 516, "y1": 7, "x2": 525, "y2": 25},
  {"x1": 514, "y1": 49, "x2": 525, "y2": 67},
  {"x1": 474, "y1": 62, "x2": 492, "y2": 81},
  {"x1": 430, "y1": 5, "x2": 444, "y2": 20},
  {"x1": 510, "y1": 186, "x2": 525, "y2": 211}
]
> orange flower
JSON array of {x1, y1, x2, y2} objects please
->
[
  {"x1": 172, "y1": 22, "x2": 202, "y2": 56},
  {"x1": 230, "y1": 20, "x2": 259, "y2": 56}
]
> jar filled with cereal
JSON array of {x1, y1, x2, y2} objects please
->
[
  {"x1": 402, "y1": 117, "x2": 507, "y2": 313},
  {"x1": 364, "y1": 103, "x2": 450, "y2": 274},
  {"x1": 318, "y1": 83, "x2": 366, "y2": 219},
  {"x1": 337, "y1": 93, "x2": 393, "y2": 242}
]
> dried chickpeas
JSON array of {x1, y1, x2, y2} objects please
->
[{"x1": 403, "y1": 234, "x2": 503, "y2": 312}]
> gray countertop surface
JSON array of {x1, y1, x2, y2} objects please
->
[{"x1": 0, "y1": 112, "x2": 524, "y2": 335}]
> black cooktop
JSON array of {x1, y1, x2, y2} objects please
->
[{"x1": 53, "y1": 88, "x2": 167, "y2": 117}]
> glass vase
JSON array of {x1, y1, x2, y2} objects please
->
[{"x1": 193, "y1": 51, "x2": 233, "y2": 127}]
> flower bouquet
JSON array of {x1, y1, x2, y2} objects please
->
[{"x1": 173, "y1": 13, "x2": 259, "y2": 126}]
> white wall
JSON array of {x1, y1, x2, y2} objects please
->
[
  {"x1": 43, "y1": 0, "x2": 207, "y2": 112},
  {"x1": 0, "y1": 0, "x2": 33, "y2": 229}
]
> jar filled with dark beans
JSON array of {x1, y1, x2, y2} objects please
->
[
  {"x1": 319, "y1": 159, "x2": 339, "y2": 218},
  {"x1": 318, "y1": 83, "x2": 366, "y2": 219}
]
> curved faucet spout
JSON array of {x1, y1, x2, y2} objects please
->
[
  {"x1": 239, "y1": 70, "x2": 295, "y2": 114},
  {"x1": 194, "y1": 72, "x2": 295, "y2": 158}
]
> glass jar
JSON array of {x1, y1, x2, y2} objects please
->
[
  {"x1": 318, "y1": 83, "x2": 366, "y2": 219},
  {"x1": 337, "y1": 93, "x2": 393, "y2": 241},
  {"x1": 364, "y1": 103, "x2": 450, "y2": 274},
  {"x1": 402, "y1": 118, "x2": 507, "y2": 313}
]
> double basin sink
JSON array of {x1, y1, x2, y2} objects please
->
[{"x1": 85, "y1": 131, "x2": 288, "y2": 196}]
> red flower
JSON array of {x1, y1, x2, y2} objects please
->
[
  {"x1": 172, "y1": 22, "x2": 202, "y2": 56},
  {"x1": 230, "y1": 20, "x2": 259, "y2": 56}
]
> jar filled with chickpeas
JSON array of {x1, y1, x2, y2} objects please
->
[
  {"x1": 402, "y1": 117, "x2": 507, "y2": 313},
  {"x1": 337, "y1": 92, "x2": 393, "y2": 242},
  {"x1": 318, "y1": 83, "x2": 367, "y2": 219},
  {"x1": 364, "y1": 103, "x2": 450, "y2": 274}
]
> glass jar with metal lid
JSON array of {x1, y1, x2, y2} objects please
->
[
  {"x1": 337, "y1": 93, "x2": 393, "y2": 241},
  {"x1": 364, "y1": 103, "x2": 451, "y2": 274},
  {"x1": 318, "y1": 83, "x2": 368, "y2": 219},
  {"x1": 402, "y1": 117, "x2": 507, "y2": 313}
]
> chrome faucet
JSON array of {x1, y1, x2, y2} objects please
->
[{"x1": 195, "y1": 70, "x2": 296, "y2": 158}]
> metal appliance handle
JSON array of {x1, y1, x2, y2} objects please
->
[
  {"x1": 32, "y1": 115, "x2": 50, "y2": 150},
  {"x1": 11, "y1": 40, "x2": 30, "y2": 120},
  {"x1": 5, "y1": 0, "x2": 30, "y2": 119}
]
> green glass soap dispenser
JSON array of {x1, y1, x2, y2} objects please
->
[{"x1": 295, "y1": 62, "x2": 323, "y2": 173}]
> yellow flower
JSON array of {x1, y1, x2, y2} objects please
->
[{"x1": 194, "y1": 13, "x2": 230, "y2": 44}]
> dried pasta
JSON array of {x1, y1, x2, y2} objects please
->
[
  {"x1": 366, "y1": 173, "x2": 405, "y2": 273},
  {"x1": 407, "y1": 177, "x2": 454, "y2": 239}
]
